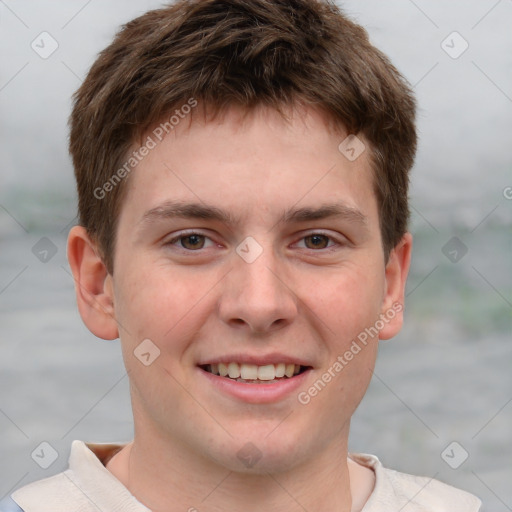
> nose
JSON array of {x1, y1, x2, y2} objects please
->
[{"x1": 218, "y1": 244, "x2": 298, "y2": 334}]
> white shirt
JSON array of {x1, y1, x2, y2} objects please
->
[{"x1": 10, "y1": 440, "x2": 481, "y2": 512}]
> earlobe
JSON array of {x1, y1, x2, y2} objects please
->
[
  {"x1": 379, "y1": 232, "x2": 413, "y2": 341},
  {"x1": 67, "y1": 226, "x2": 119, "y2": 340}
]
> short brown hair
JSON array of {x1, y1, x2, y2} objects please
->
[{"x1": 69, "y1": 0, "x2": 417, "y2": 273}]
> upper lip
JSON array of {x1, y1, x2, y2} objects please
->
[{"x1": 197, "y1": 352, "x2": 313, "y2": 368}]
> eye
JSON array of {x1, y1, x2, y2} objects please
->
[
  {"x1": 303, "y1": 234, "x2": 331, "y2": 249},
  {"x1": 166, "y1": 232, "x2": 215, "y2": 250},
  {"x1": 297, "y1": 233, "x2": 338, "y2": 250}
]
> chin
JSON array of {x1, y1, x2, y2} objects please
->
[{"x1": 206, "y1": 431, "x2": 309, "y2": 475}]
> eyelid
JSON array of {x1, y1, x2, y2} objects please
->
[
  {"x1": 165, "y1": 229, "x2": 218, "y2": 249},
  {"x1": 293, "y1": 230, "x2": 348, "y2": 250}
]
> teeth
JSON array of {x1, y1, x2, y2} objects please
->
[
  {"x1": 285, "y1": 364, "x2": 295, "y2": 378},
  {"x1": 240, "y1": 364, "x2": 258, "y2": 380},
  {"x1": 275, "y1": 363, "x2": 285, "y2": 378},
  {"x1": 257, "y1": 364, "x2": 276, "y2": 381},
  {"x1": 218, "y1": 363, "x2": 229, "y2": 377},
  {"x1": 228, "y1": 362, "x2": 241, "y2": 379},
  {"x1": 204, "y1": 362, "x2": 304, "y2": 381}
]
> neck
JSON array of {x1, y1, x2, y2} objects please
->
[{"x1": 108, "y1": 431, "x2": 358, "y2": 512}]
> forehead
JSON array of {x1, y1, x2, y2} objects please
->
[{"x1": 119, "y1": 104, "x2": 378, "y2": 230}]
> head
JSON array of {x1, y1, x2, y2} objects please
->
[{"x1": 68, "y1": 0, "x2": 416, "y2": 474}]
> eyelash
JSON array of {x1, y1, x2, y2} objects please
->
[{"x1": 165, "y1": 230, "x2": 344, "y2": 253}]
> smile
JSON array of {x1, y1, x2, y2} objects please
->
[{"x1": 200, "y1": 362, "x2": 310, "y2": 384}]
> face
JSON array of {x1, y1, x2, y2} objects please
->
[{"x1": 78, "y1": 104, "x2": 410, "y2": 474}]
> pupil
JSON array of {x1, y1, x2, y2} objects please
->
[
  {"x1": 306, "y1": 235, "x2": 328, "y2": 249},
  {"x1": 182, "y1": 234, "x2": 204, "y2": 249}
]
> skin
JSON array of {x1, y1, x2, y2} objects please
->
[{"x1": 68, "y1": 104, "x2": 412, "y2": 512}]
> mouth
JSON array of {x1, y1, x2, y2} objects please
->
[{"x1": 199, "y1": 362, "x2": 311, "y2": 384}]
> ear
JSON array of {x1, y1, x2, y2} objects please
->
[
  {"x1": 378, "y1": 232, "x2": 412, "y2": 340},
  {"x1": 67, "y1": 226, "x2": 119, "y2": 340}
]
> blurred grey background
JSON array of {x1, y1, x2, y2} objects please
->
[{"x1": 0, "y1": 1, "x2": 511, "y2": 510}]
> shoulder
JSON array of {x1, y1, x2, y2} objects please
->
[
  {"x1": 380, "y1": 466, "x2": 482, "y2": 512},
  {"x1": 0, "y1": 496, "x2": 24, "y2": 512},
  {"x1": 350, "y1": 453, "x2": 482, "y2": 512},
  {"x1": 9, "y1": 469, "x2": 94, "y2": 512},
  {"x1": 9, "y1": 440, "x2": 139, "y2": 512}
]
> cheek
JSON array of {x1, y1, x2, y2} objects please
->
[
  {"x1": 308, "y1": 263, "x2": 385, "y2": 343},
  {"x1": 114, "y1": 263, "x2": 218, "y2": 350},
  {"x1": 297, "y1": 268, "x2": 382, "y2": 433}
]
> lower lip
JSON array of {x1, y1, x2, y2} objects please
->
[{"x1": 198, "y1": 367, "x2": 312, "y2": 404}]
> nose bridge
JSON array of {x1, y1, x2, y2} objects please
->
[
  {"x1": 240, "y1": 249, "x2": 282, "y2": 300},
  {"x1": 219, "y1": 237, "x2": 297, "y2": 332}
]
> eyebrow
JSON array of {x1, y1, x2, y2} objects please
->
[
  {"x1": 138, "y1": 200, "x2": 368, "y2": 229},
  {"x1": 139, "y1": 201, "x2": 238, "y2": 226},
  {"x1": 281, "y1": 204, "x2": 368, "y2": 226}
]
